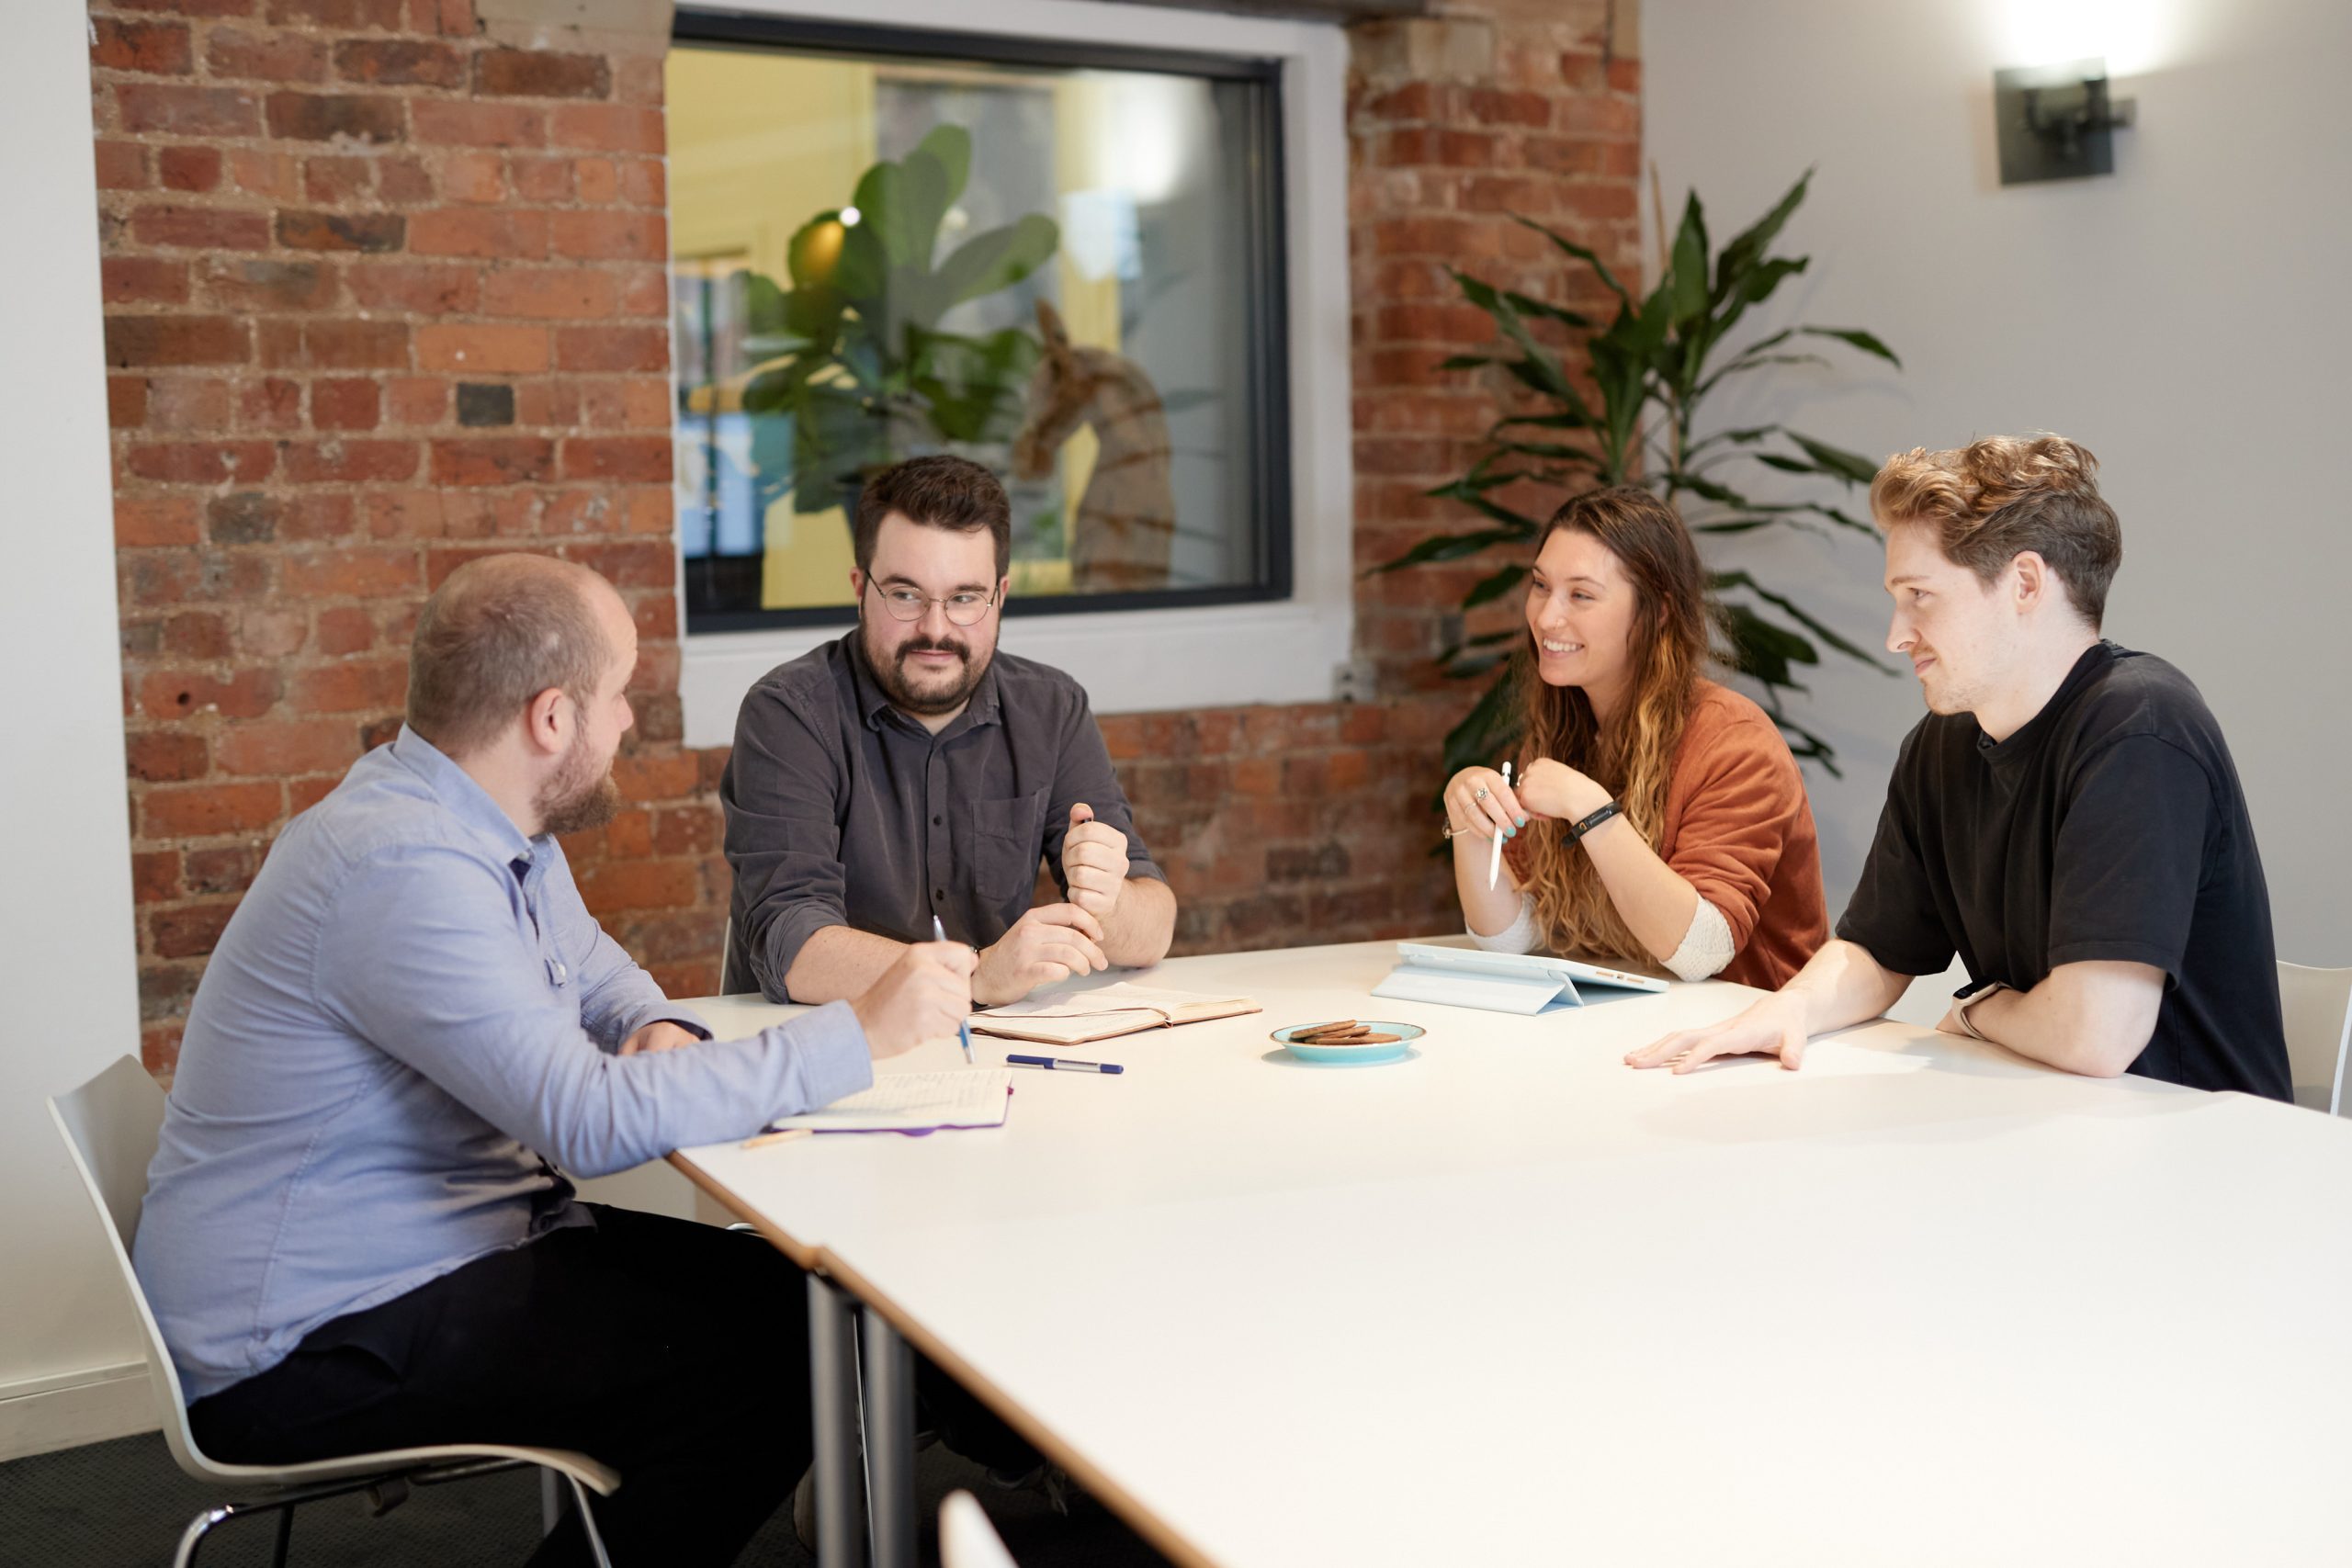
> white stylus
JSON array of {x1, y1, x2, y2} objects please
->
[{"x1": 1487, "y1": 760, "x2": 1512, "y2": 891}]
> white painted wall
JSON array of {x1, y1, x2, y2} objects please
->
[
  {"x1": 0, "y1": 0, "x2": 152, "y2": 1448},
  {"x1": 1644, "y1": 0, "x2": 2352, "y2": 962}
]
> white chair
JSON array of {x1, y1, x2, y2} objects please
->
[
  {"x1": 2276, "y1": 962, "x2": 2352, "y2": 1115},
  {"x1": 47, "y1": 1056, "x2": 621, "y2": 1568},
  {"x1": 940, "y1": 1489, "x2": 1022, "y2": 1568}
]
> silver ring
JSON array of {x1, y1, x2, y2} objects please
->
[{"x1": 1473, "y1": 786, "x2": 1489, "y2": 801}]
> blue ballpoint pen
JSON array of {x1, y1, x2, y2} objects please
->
[
  {"x1": 1007, "y1": 1055, "x2": 1125, "y2": 1075},
  {"x1": 933, "y1": 915, "x2": 974, "y2": 1065}
]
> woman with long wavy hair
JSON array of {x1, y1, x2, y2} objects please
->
[{"x1": 1444, "y1": 486, "x2": 1829, "y2": 987}]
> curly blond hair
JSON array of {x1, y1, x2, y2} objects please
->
[{"x1": 1870, "y1": 434, "x2": 2122, "y2": 626}]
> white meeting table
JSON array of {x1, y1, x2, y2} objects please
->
[{"x1": 673, "y1": 939, "x2": 2352, "y2": 1568}]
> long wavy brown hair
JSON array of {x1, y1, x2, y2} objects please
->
[{"x1": 1519, "y1": 486, "x2": 1716, "y2": 963}]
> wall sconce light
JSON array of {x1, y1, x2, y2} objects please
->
[{"x1": 1995, "y1": 57, "x2": 2137, "y2": 185}]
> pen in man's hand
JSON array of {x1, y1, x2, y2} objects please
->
[{"x1": 933, "y1": 915, "x2": 974, "y2": 1064}]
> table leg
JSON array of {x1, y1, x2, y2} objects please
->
[
  {"x1": 807, "y1": 1271, "x2": 868, "y2": 1568},
  {"x1": 858, "y1": 1306, "x2": 918, "y2": 1568}
]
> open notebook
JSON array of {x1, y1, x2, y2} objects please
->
[
  {"x1": 971, "y1": 982, "x2": 1262, "y2": 1046},
  {"x1": 763, "y1": 1070, "x2": 1013, "y2": 1134}
]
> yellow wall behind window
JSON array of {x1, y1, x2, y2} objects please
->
[{"x1": 668, "y1": 48, "x2": 874, "y2": 610}]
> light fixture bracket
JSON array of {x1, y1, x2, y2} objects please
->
[{"x1": 1996, "y1": 57, "x2": 2137, "y2": 185}]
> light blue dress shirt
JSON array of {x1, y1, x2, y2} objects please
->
[{"x1": 134, "y1": 727, "x2": 872, "y2": 1403}]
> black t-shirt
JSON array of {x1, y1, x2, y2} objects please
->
[{"x1": 1837, "y1": 642, "x2": 2289, "y2": 1100}]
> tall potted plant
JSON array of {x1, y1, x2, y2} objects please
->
[{"x1": 1376, "y1": 170, "x2": 1900, "y2": 777}]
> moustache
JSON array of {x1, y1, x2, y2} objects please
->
[{"x1": 898, "y1": 638, "x2": 969, "y2": 665}]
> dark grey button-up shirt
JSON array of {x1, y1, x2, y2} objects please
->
[{"x1": 721, "y1": 631, "x2": 1163, "y2": 999}]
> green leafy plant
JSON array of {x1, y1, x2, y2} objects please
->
[
  {"x1": 1375, "y1": 170, "x2": 1901, "y2": 778},
  {"x1": 732, "y1": 125, "x2": 1061, "y2": 521}
]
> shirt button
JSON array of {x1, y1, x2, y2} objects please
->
[
  {"x1": 933, "y1": 888, "x2": 944, "y2": 900},
  {"x1": 552, "y1": 962, "x2": 568, "y2": 983},
  {"x1": 933, "y1": 815, "x2": 943, "y2": 825}
]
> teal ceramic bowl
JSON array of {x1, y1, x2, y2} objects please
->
[{"x1": 1272, "y1": 1021, "x2": 1424, "y2": 1064}]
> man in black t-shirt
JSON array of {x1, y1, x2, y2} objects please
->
[{"x1": 1628, "y1": 434, "x2": 2289, "y2": 1100}]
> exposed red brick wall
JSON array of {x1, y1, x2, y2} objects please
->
[
  {"x1": 92, "y1": 0, "x2": 1638, "y2": 1077},
  {"x1": 93, "y1": 0, "x2": 699, "y2": 1075}
]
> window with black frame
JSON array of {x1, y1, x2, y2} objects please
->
[{"x1": 667, "y1": 17, "x2": 1292, "y2": 633}]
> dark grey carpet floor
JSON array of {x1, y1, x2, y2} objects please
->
[{"x1": 0, "y1": 1431, "x2": 1171, "y2": 1568}]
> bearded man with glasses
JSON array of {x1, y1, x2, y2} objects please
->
[{"x1": 721, "y1": 453, "x2": 1177, "y2": 1010}]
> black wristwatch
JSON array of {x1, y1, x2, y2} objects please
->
[{"x1": 1565, "y1": 800, "x2": 1622, "y2": 845}]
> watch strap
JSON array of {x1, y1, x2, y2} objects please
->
[{"x1": 1565, "y1": 800, "x2": 1623, "y2": 845}]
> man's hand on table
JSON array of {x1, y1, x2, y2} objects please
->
[
  {"x1": 974, "y1": 903, "x2": 1107, "y2": 1005},
  {"x1": 852, "y1": 942, "x2": 977, "y2": 1058},
  {"x1": 620, "y1": 1020, "x2": 701, "y2": 1056},
  {"x1": 1623, "y1": 990, "x2": 1814, "y2": 1074}
]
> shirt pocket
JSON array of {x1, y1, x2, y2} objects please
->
[{"x1": 969, "y1": 786, "x2": 1050, "y2": 904}]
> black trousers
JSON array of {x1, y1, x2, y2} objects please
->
[{"x1": 188, "y1": 1204, "x2": 810, "y2": 1568}]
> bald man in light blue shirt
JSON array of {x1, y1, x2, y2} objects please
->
[{"x1": 135, "y1": 554, "x2": 973, "y2": 1566}]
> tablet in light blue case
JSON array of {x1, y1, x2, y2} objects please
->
[{"x1": 1371, "y1": 942, "x2": 1668, "y2": 1016}]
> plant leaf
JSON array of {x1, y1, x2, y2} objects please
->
[
  {"x1": 898, "y1": 141, "x2": 956, "y2": 267},
  {"x1": 1713, "y1": 570, "x2": 1898, "y2": 670},
  {"x1": 851, "y1": 161, "x2": 921, "y2": 269},
  {"x1": 1786, "y1": 432, "x2": 1882, "y2": 487},
  {"x1": 914, "y1": 123, "x2": 971, "y2": 205},
  {"x1": 1461, "y1": 563, "x2": 1528, "y2": 609},
  {"x1": 933, "y1": 215, "x2": 1061, "y2": 307},
  {"x1": 1711, "y1": 167, "x2": 1812, "y2": 308},
  {"x1": 1441, "y1": 671, "x2": 1523, "y2": 784},
  {"x1": 1443, "y1": 650, "x2": 1510, "y2": 679},
  {"x1": 1684, "y1": 423, "x2": 1781, "y2": 459},
  {"x1": 1499, "y1": 289, "x2": 1593, "y2": 329},
  {"x1": 1490, "y1": 440, "x2": 1603, "y2": 468},
  {"x1": 831, "y1": 220, "x2": 888, "y2": 302},
  {"x1": 1437, "y1": 628, "x2": 1521, "y2": 665},
  {"x1": 1451, "y1": 269, "x2": 1589, "y2": 418},
  {"x1": 1668, "y1": 190, "x2": 1709, "y2": 325},
  {"x1": 1367, "y1": 525, "x2": 1531, "y2": 574},
  {"x1": 1508, "y1": 214, "x2": 1631, "y2": 307},
  {"x1": 1800, "y1": 325, "x2": 1900, "y2": 367}
]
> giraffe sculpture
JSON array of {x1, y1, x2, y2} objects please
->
[{"x1": 1011, "y1": 299, "x2": 1177, "y2": 593}]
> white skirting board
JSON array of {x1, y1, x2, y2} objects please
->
[{"x1": 0, "y1": 1362, "x2": 159, "y2": 1463}]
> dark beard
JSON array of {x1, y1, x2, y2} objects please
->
[
  {"x1": 862, "y1": 623, "x2": 989, "y2": 716},
  {"x1": 537, "y1": 734, "x2": 621, "y2": 838}
]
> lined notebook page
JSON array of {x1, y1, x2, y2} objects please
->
[{"x1": 766, "y1": 1070, "x2": 1013, "y2": 1133}]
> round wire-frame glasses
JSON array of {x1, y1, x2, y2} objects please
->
[{"x1": 865, "y1": 580, "x2": 1001, "y2": 627}]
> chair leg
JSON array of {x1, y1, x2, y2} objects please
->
[
  {"x1": 270, "y1": 1505, "x2": 295, "y2": 1568},
  {"x1": 541, "y1": 1468, "x2": 563, "y2": 1536},
  {"x1": 565, "y1": 1472, "x2": 615, "y2": 1568},
  {"x1": 174, "y1": 1506, "x2": 232, "y2": 1568}
]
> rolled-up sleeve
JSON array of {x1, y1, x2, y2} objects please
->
[
  {"x1": 1040, "y1": 688, "x2": 1164, "y2": 896},
  {"x1": 315, "y1": 844, "x2": 871, "y2": 1177},
  {"x1": 721, "y1": 680, "x2": 853, "y2": 1001}
]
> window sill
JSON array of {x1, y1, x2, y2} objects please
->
[{"x1": 681, "y1": 598, "x2": 1352, "y2": 747}]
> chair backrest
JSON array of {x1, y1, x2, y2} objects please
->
[
  {"x1": 940, "y1": 1490, "x2": 1020, "y2": 1568},
  {"x1": 46, "y1": 1056, "x2": 219, "y2": 1482},
  {"x1": 2276, "y1": 962, "x2": 2352, "y2": 1116}
]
